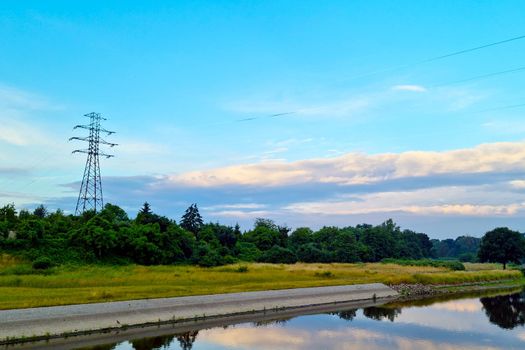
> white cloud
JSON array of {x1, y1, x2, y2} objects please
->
[
  {"x1": 165, "y1": 141, "x2": 525, "y2": 188},
  {"x1": 510, "y1": 180, "x2": 525, "y2": 189},
  {"x1": 284, "y1": 186, "x2": 525, "y2": 217},
  {"x1": 392, "y1": 84, "x2": 427, "y2": 92}
]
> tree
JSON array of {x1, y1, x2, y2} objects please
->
[
  {"x1": 243, "y1": 222, "x2": 282, "y2": 251},
  {"x1": 180, "y1": 204, "x2": 203, "y2": 234},
  {"x1": 478, "y1": 227, "x2": 525, "y2": 269},
  {"x1": 33, "y1": 205, "x2": 48, "y2": 219},
  {"x1": 289, "y1": 227, "x2": 313, "y2": 248},
  {"x1": 258, "y1": 245, "x2": 297, "y2": 264},
  {"x1": 0, "y1": 204, "x2": 17, "y2": 229}
]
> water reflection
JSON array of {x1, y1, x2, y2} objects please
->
[
  {"x1": 332, "y1": 306, "x2": 402, "y2": 322},
  {"x1": 362, "y1": 306, "x2": 402, "y2": 322},
  {"x1": 481, "y1": 290, "x2": 525, "y2": 329},
  {"x1": 12, "y1": 288, "x2": 525, "y2": 350}
]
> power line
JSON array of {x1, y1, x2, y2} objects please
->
[
  {"x1": 236, "y1": 112, "x2": 295, "y2": 123},
  {"x1": 432, "y1": 65, "x2": 525, "y2": 87},
  {"x1": 341, "y1": 34, "x2": 525, "y2": 82},
  {"x1": 420, "y1": 35, "x2": 525, "y2": 64}
]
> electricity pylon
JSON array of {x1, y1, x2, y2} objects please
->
[{"x1": 70, "y1": 112, "x2": 117, "y2": 215}]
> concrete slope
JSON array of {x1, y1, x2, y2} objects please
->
[{"x1": 0, "y1": 283, "x2": 398, "y2": 341}]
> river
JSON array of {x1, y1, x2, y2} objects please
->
[{"x1": 9, "y1": 288, "x2": 525, "y2": 350}]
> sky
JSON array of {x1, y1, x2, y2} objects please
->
[{"x1": 1, "y1": 1, "x2": 525, "y2": 239}]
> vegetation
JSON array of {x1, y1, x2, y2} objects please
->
[
  {"x1": 380, "y1": 258, "x2": 465, "y2": 271},
  {"x1": 478, "y1": 227, "x2": 525, "y2": 269},
  {"x1": 0, "y1": 202, "x2": 524, "y2": 309},
  {"x1": 0, "y1": 262, "x2": 519, "y2": 310},
  {"x1": 431, "y1": 235, "x2": 481, "y2": 262},
  {"x1": 0, "y1": 202, "x2": 523, "y2": 269},
  {"x1": 0, "y1": 202, "x2": 458, "y2": 266}
]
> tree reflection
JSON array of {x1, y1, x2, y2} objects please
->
[
  {"x1": 253, "y1": 318, "x2": 291, "y2": 327},
  {"x1": 363, "y1": 306, "x2": 401, "y2": 322},
  {"x1": 332, "y1": 308, "x2": 357, "y2": 321},
  {"x1": 481, "y1": 291, "x2": 525, "y2": 329},
  {"x1": 87, "y1": 345, "x2": 118, "y2": 350},
  {"x1": 131, "y1": 335, "x2": 175, "y2": 350},
  {"x1": 176, "y1": 330, "x2": 199, "y2": 350},
  {"x1": 128, "y1": 330, "x2": 198, "y2": 350}
]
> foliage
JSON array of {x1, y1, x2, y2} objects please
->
[
  {"x1": 180, "y1": 204, "x2": 203, "y2": 234},
  {"x1": 32, "y1": 257, "x2": 53, "y2": 270},
  {"x1": 258, "y1": 245, "x2": 297, "y2": 264},
  {"x1": 478, "y1": 227, "x2": 525, "y2": 269},
  {"x1": 431, "y1": 235, "x2": 481, "y2": 259},
  {"x1": 1, "y1": 202, "x2": 523, "y2": 272}
]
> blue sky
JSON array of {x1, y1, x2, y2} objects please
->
[{"x1": 1, "y1": 1, "x2": 525, "y2": 238}]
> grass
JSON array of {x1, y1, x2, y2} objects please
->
[{"x1": 0, "y1": 260, "x2": 521, "y2": 310}]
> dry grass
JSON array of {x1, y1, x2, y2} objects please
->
[
  {"x1": 0, "y1": 254, "x2": 20, "y2": 269},
  {"x1": 0, "y1": 261, "x2": 521, "y2": 310},
  {"x1": 463, "y1": 262, "x2": 503, "y2": 271}
]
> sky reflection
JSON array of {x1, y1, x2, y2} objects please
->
[{"x1": 75, "y1": 290, "x2": 525, "y2": 350}]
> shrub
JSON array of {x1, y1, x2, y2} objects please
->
[
  {"x1": 32, "y1": 257, "x2": 53, "y2": 270},
  {"x1": 236, "y1": 241, "x2": 262, "y2": 262},
  {"x1": 191, "y1": 242, "x2": 224, "y2": 267},
  {"x1": 236, "y1": 265, "x2": 249, "y2": 273},
  {"x1": 296, "y1": 243, "x2": 324, "y2": 263},
  {"x1": 314, "y1": 270, "x2": 334, "y2": 278},
  {"x1": 258, "y1": 245, "x2": 297, "y2": 264}
]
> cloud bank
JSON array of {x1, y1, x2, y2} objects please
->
[{"x1": 51, "y1": 140, "x2": 525, "y2": 238}]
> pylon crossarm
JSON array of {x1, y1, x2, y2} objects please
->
[
  {"x1": 99, "y1": 128, "x2": 116, "y2": 135},
  {"x1": 69, "y1": 136, "x2": 92, "y2": 142},
  {"x1": 73, "y1": 125, "x2": 91, "y2": 130},
  {"x1": 99, "y1": 138, "x2": 118, "y2": 147}
]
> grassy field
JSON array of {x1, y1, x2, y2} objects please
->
[{"x1": 0, "y1": 255, "x2": 522, "y2": 310}]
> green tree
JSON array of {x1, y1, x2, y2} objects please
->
[
  {"x1": 71, "y1": 216, "x2": 117, "y2": 258},
  {"x1": 0, "y1": 204, "x2": 17, "y2": 230},
  {"x1": 243, "y1": 221, "x2": 282, "y2": 251},
  {"x1": 258, "y1": 245, "x2": 297, "y2": 264},
  {"x1": 100, "y1": 203, "x2": 129, "y2": 226},
  {"x1": 289, "y1": 227, "x2": 313, "y2": 248},
  {"x1": 33, "y1": 205, "x2": 48, "y2": 219},
  {"x1": 16, "y1": 219, "x2": 45, "y2": 243},
  {"x1": 180, "y1": 204, "x2": 203, "y2": 234},
  {"x1": 478, "y1": 227, "x2": 525, "y2": 269},
  {"x1": 296, "y1": 243, "x2": 325, "y2": 262}
]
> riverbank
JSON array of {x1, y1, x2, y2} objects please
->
[
  {"x1": 390, "y1": 278, "x2": 525, "y2": 300},
  {"x1": 0, "y1": 262, "x2": 520, "y2": 310},
  {"x1": 0, "y1": 283, "x2": 398, "y2": 344}
]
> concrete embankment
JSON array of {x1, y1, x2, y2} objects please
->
[{"x1": 0, "y1": 283, "x2": 397, "y2": 343}]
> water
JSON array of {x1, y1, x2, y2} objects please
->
[{"x1": 13, "y1": 289, "x2": 525, "y2": 350}]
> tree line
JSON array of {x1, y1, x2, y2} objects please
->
[{"x1": 0, "y1": 202, "x2": 522, "y2": 267}]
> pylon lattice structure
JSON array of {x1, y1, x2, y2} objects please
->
[{"x1": 70, "y1": 112, "x2": 117, "y2": 215}]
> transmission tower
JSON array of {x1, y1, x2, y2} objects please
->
[{"x1": 70, "y1": 112, "x2": 117, "y2": 215}]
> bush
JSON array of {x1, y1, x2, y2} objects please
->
[
  {"x1": 191, "y1": 242, "x2": 224, "y2": 267},
  {"x1": 258, "y1": 245, "x2": 297, "y2": 264},
  {"x1": 314, "y1": 270, "x2": 334, "y2": 278},
  {"x1": 236, "y1": 241, "x2": 262, "y2": 262},
  {"x1": 32, "y1": 257, "x2": 53, "y2": 270},
  {"x1": 236, "y1": 265, "x2": 249, "y2": 273},
  {"x1": 296, "y1": 243, "x2": 324, "y2": 263}
]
